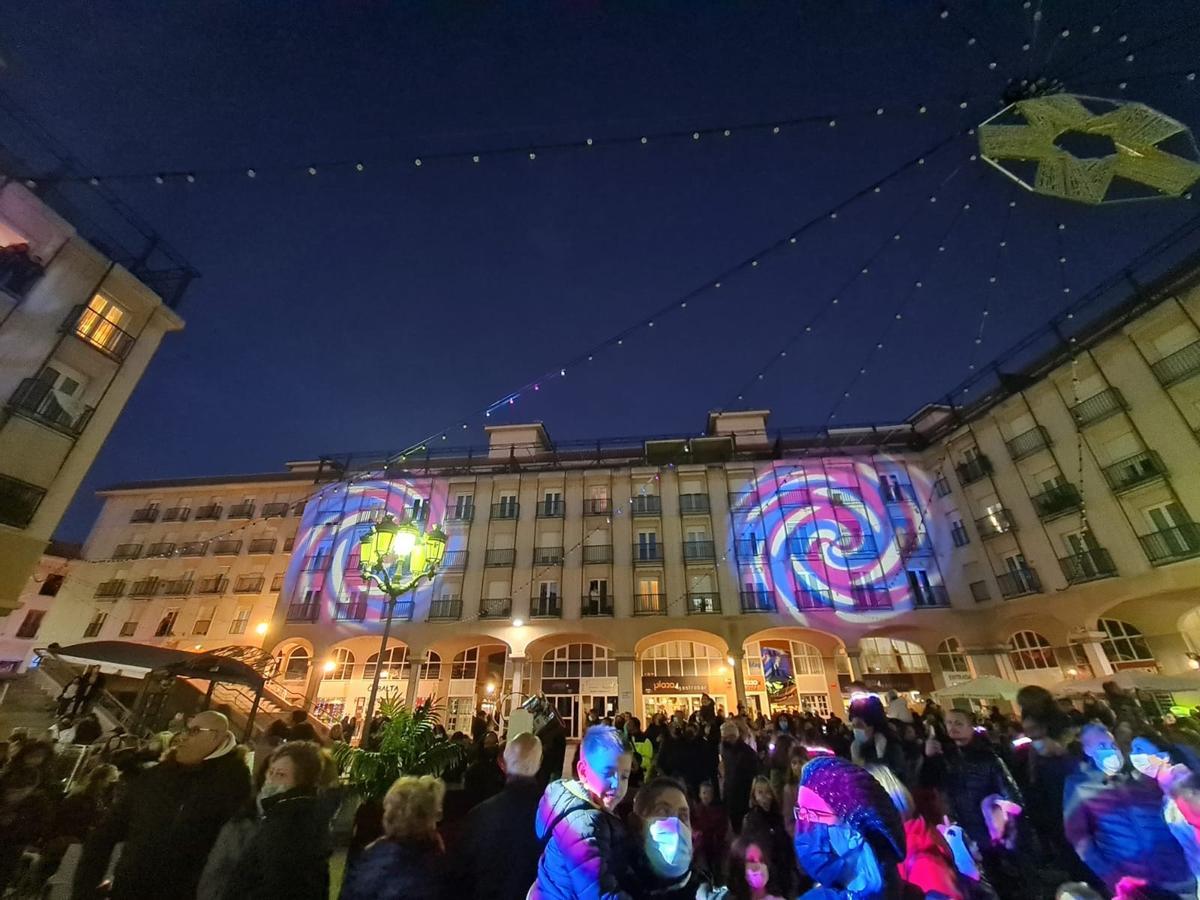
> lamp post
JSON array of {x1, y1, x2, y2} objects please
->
[{"x1": 358, "y1": 513, "x2": 447, "y2": 744}]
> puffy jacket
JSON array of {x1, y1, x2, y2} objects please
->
[
  {"x1": 222, "y1": 789, "x2": 331, "y2": 900},
  {"x1": 531, "y1": 779, "x2": 630, "y2": 900},
  {"x1": 920, "y1": 737, "x2": 1022, "y2": 848},
  {"x1": 338, "y1": 836, "x2": 444, "y2": 900}
]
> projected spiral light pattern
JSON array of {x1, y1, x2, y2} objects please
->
[{"x1": 729, "y1": 457, "x2": 937, "y2": 621}]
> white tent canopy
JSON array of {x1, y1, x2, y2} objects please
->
[
  {"x1": 1052, "y1": 670, "x2": 1200, "y2": 697},
  {"x1": 931, "y1": 675, "x2": 1023, "y2": 701}
]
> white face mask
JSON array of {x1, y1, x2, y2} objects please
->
[
  {"x1": 646, "y1": 817, "x2": 692, "y2": 879},
  {"x1": 1092, "y1": 747, "x2": 1124, "y2": 776},
  {"x1": 1131, "y1": 752, "x2": 1166, "y2": 778},
  {"x1": 745, "y1": 861, "x2": 769, "y2": 891},
  {"x1": 852, "y1": 728, "x2": 868, "y2": 744}
]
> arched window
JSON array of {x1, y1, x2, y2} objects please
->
[
  {"x1": 787, "y1": 641, "x2": 825, "y2": 676},
  {"x1": 860, "y1": 637, "x2": 929, "y2": 674},
  {"x1": 364, "y1": 646, "x2": 408, "y2": 680},
  {"x1": 452, "y1": 647, "x2": 478, "y2": 680},
  {"x1": 1009, "y1": 631, "x2": 1057, "y2": 671},
  {"x1": 283, "y1": 647, "x2": 310, "y2": 680},
  {"x1": 419, "y1": 650, "x2": 442, "y2": 681},
  {"x1": 936, "y1": 638, "x2": 971, "y2": 675},
  {"x1": 1098, "y1": 618, "x2": 1155, "y2": 665},
  {"x1": 327, "y1": 647, "x2": 355, "y2": 680},
  {"x1": 541, "y1": 643, "x2": 617, "y2": 679},
  {"x1": 640, "y1": 641, "x2": 723, "y2": 677}
]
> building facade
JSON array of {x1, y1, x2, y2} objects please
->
[
  {"x1": 0, "y1": 179, "x2": 187, "y2": 613},
  {"x1": 0, "y1": 541, "x2": 80, "y2": 672}
]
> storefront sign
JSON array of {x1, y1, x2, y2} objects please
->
[
  {"x1": 543, "y1": 678, "x2": 580, "y2": 695},
  {"x1": 744, "y1": 676, "x2": 764, "y2": 691},
  {"x1": 642, "y1": 676, "x2": 710, "y2": 695},
  {"x1": 580, "y1": 677, "x2": 619, "y2": 695}
]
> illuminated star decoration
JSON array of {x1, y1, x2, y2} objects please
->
[{"x1": 978, "y1": 94, "x2": 1200, "y2": 204}]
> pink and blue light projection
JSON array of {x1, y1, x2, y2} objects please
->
[
  {"x1": 282, "y1": 477, "x2": 448, "y2": 632},
  {"x1": 728, "y1": 456, "x2": 945, "y2": 623}
]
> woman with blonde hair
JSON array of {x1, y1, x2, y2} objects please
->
[{"x1": 339, "y1": 775, "x2": 446, "y2": 900}]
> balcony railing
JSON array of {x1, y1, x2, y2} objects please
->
[
  {"x1": 1071, "y1": 387, "x2": 1126, "y2": 427},
  {"x1": 128, "y1": 505, "x2": 160, "y2": 524},
  {"x1": 897, "y1": 533, "x2": 932, "y2": 557},
  {"x1": 1059, "y1": 548, "x2": 1117, "y2": 583},
  {"x1": 196, "y1": 575, "x2": 228, "y2": 595},
  {"x1": 912, "y1": 585, "x2": 950, "y2": 608},
  {"x1": 585, "y1": 498, "x2": 611, "y2": 516},
  {"x1": 996, "y1": 567, "x2": 1041, "y2": 598},
  {"x1": 94, "y1": 579, "x2": 126, "y2": 599},
  {"x1": 740, "y1": 590, "x2": 775, "y2": 612},
  {"x1": 788, "y1": 538, "x2": 822, "y2": 559},
  {"x1": 447, "y1": 505, "x2": 475, "y2": 523},
  {"x1": 485, "y1": 549, "x2": 515, "y2": 567},
  {"x1": 161, "y1": 506, "x2": 191, "y2": 522},
  {"x1": 583, "y1": 545, "x2": 613, "y2": 564},
  {"x1": 975, "y1": 509, "x2": 1016, "y2": 540},
  {"x1": 270, "y1": 574, "x2": 284, "y2": 592},
  {"x1": 304, "y1": 554, "x2": 330, "y2": 572},
  {"x1": 195, "y1": 504, "x2": 223, "y2": 520},
  {"x1": 1005, "y1": 425, "x2": 1052, "y2": 461},
  {"x1": 112, "y1": 543, "x2": 142, "y2": 560},
  {"x1": 683, "y1": 540, "x2": 716, "y2": 561},
  {"x1": 796, "y1": 588, "x2": 834, "y2": 610},
  {"x1": 234, "y1": 575, "x2": 265, "y2": 593},
  {"x1": 837, "y1": 534, "x2": 878, "y2": 557},
  {"x1": 160, "y1": 577, "x2": 193, "y2": 597},
  {"x1": 64, "y1": 304, "x2": 135, "y2": 361},
  {"x1": 735, "y1": 538, "x2": 766, "y2": 559},
  {"x1": 634, "y1": 593, "x2": 666, "y2": 615},
  {"x1": 429, "y1": 598, "x2": 462, "y2": 620},
  {"x1": 178, "y1": 541, "x2": 208, "y2": 557},
  {"x1": 491, "y1": 502, "x2": 520, "y2": 520},
  {"x1": 532, "y1": 596, "x2": 562, "y2": 618},
  {"x1": 955, "y1": 455, "x2": 993, "y2": 486},
  {"x1": 728, "y1": 491, "x2": 757, "y2": 512},
  {"x1": 332, "y1": 601, "x2": 367, "y2": 621},
  {"x1": 145, "y1": 541, "x2": 175, "y2": 558},
  {"x1": 1139, "y1": 523, "x2": 1200, "y2": 566},
  {"x1": 933, "y1": 475, "x2": 952, "y2": 497},
  {"x1": 479, "y1": 597, "x2": 512, "y2": 618},
  {"x1": 382, "y1": 599, "x2": 415, "y2": 621},
  {"x1": 686, "y1": 592, "x2": 721, "y2": 614},
  {"x1": 1102, "y1": 450, "x2": 1167, "y2": 493},
  {"x1": 537, "y1": 500, "x2": 565, "y2": 518},
  {"x1": 262, "y1": 502, "x2": 290, "y2": 518},
  {"x1": 129, "y1": 577, "x2": 161, "y2": 598},
  {"x1": 228, "y1": 502, "x2": 256, "y2": 519},
  {"x1": 286, "y1": 603, "x2": 320, "y2": 622},
  {"x1": 850, "y1": 585, "x2": 892, "y2": 610},
  {"x1": 248, "y1": 538, "x2": 277, "y2": 554},
  {"x1": 1031, "y1": 483, "x2": 1082, "y2": 520},
  {"x1": 211, "y1": 539, "x2": 243, "y2": 556},
  {"x1": 1151, "y1": 341, "x2": 1200, "y2": 386},
  {"x1": 441, "y1": 550, "x2": 468, "y2": 569},
  {"x1": 633, "y1": 544, "x2": 664, "y2": 564},
  {"x1": 534, "y1": 547, "x2": 564, "y2": 565},
  {"x1": 581, "y1": 595, "x2": 614, "y2": 616},
  {"x1": 631, "y1": 496, "x2": 661, "y2": 516},
  {"x1": 679, "y1": 493, "x2": 710, "y2": 514},
  {"x1": 0, "y1": 474, "x2": 45, "y2": 529},
  {"x1": 780, "y1": 489, "x2": 812, "y2": 509}
]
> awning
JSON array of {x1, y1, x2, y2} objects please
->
[
  {"x1": 931, "y1": 675, "x2": 1023, "y2": 701},
  {"x1": 1052, "y1": 670, "x2": 1200, "y2": 696},
  {"x1": 44, "y1": 641, "x2": 265, "y2": 687}
]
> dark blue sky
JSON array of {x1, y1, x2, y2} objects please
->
[{"x1": 4, "y1": 1, "x2": 1199, "y2": 540}]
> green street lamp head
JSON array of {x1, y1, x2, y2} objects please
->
[
  {"x1": 358, "y1": 513, "x2": 404, "y2": 573},
  {"x1": 422, "y1": 524, "x2": 448, "y2": 571}
]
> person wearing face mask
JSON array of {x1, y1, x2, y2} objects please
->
[
  {"x1": 627, "y1": 777, "x2": 726, "y2": 899},
  {"x1": 73, "y1": 710, "x2": 252, "y2": 900},
  {"x1": 729, "y1": 838, "x2": 787, "y2": 900},
  {"x1": 847, "y1": 696, "x2": 908, "y2": 787},
  {"x1": 1063, "y1": 724, "x2": 1193, "y2": 898},
  {"x1": 1132, "y1": 739, "x2": 1200, "y2": 888}
]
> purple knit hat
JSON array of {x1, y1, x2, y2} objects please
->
[{"x1": 799, "y1": 756, "x2": 906, "y2": 864}]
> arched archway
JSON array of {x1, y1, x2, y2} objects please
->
[
  {"x1": 1097, "y1": 618, "x2": 1157, "y2": 671},
  {"x1": 936, "y1": 637, "x2": 973, "y2": 683},
  {"x1": 1008, "y1": 630, "x2": 1063, "y2": 687},
  {"x1": 639, "y1": 635, "x2": 731, "y2": 721},
  {"x1": 309, "y1": 636, "x2": 408, "y2": 725},
  {"x1": 528, "y1": 637, "x2": 619, "y2": 739},
  {"x1": 741, "y1": 626, "x2": 847, "y2": 718}
]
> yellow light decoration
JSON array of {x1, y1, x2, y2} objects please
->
[{"x1": 978, "y1": 94, "x2": 1200, "y2": 204}]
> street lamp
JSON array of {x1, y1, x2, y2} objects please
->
[{"x1": 358, "y1": 513, "x2": 447, "y2": 742}]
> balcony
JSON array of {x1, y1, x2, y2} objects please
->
[
  {"x1": 128, "y1": 505, "x2": 160, "y2": 524},
  {"x1": 161, "y1": 506, "x2": 191, "y2": 522},
  {"x1": 585, "y1": 498, "x2": 611, "y2": 516},
  {"x1": 446, "y1": 505, "x2": 475, "y2": 523},
  {"x1": 735, "y1": 538, "x2": 766, "y2": 559},
  {"x1": 955, "y1": 455, "x2": 993, "y2": 486},
  {"x1": 583, "y1": 545, "x2": 613, "y2": 564},
  {"x1": 160, "y1": 577, "x2": 193, "y2": 597},
  {"x1": 228, "y1": 502, "x2": 256, "y2": 519},
  {"x1": 850, "y1": 585, "x2": 892, "y2": 610},
  {"x1": 485, "y1": 549, "x2": 515, "y2": 567},
  {"x1": 897, "y1": 533, "x2": 932, "y2": 557},
  {"x1": 633, "y1": 544, "x2": 664, "y2": 565},
  {"x1": 532, "y1": 596, "x2": 562, "y2": 618},
  {"x1": 836, "y1": 533, "x2": 878, "y2": 557},
  {"x1": 211, "y1": 539, "x2": 243, "y2": 556},
  {"x1": 479, "y1": 597, "x2": 512, "y2": 619},
  {"x1": 686, "y1": 592, "x2": 721, "y2": 614},
  {"x1": 262, "y1": 502, "x2": 290, "y2": 518},
  {"x1": 178, "y1": 540, "x2": 208, "y2": 557},
  {"x1": 129, "y1": 577, "x2": 161, "y2": 598},
  {"x1": 582, "y1": 595, "x2": 614, "y2": 616},
  {"x1": 1071, "y1": 387, "x2": 1126, "y2": 427},
  {"x1": 634, "y1": 593, "x2": 666, "y2": 615},
  {"x1": 933, "y1": 475, "x2": 952, "y2": 497},
  {"x1": 195, "y1": 504, "x2": 223, "y2": 521},
  {"x1": 491, "y1": 502, "x2": 520, "y2": 520},
  {"x1": 788, "y1": 538, "x2": 822, "y2": 559},
  {"x1": 112, "y1": 543, "x2": 142, "y2": 560},
  {"x1": 728, "y1": 491, "x2": 757, "y2": 512},
  {"x1": 1139, "y1": 523, "x2": 1200, "y2": 566},
  {"x1": 145, "y1": 541, "x2": 175, "y2": 558},
  {"x1": 740, "y1": 590, "x2": 776, "y2": 612},
  {"x1": 912, "y1": 585, "x2": 950, "y2": 608},
  {"x1": 94, "y1": 579, "x2": 126, "y2": 599},
  {"x1": 429, "y1": 598, "x2": 463, "y2": 620},
  {"x1": 996, "y1": 567, "x2": 1041, "y2": 598},
  {"x1": 796, "y1": 588, "x2": 834, "y2": 610},
  {"x1": 1032, "y1": 483, "x2": 1082, "y2": 521},
  {"x1": 537, "y1": 500, "x2": 565, "y2": 518},
  {"x1": 303, "y1": 554, "x2": 329, "y2": 572},
  {"x1": 270, "y1": 574, "x2": 284, "y2": 592},
  {"x1": 679, "y1": 493, "x2": 710, "y2": 514},
  {"x1": 64, "y1": 303, "x2": 135, "y2": 361},
  {"x1": 780, "y1": 489, "x2": 812, "y2": 509},
  {"x1": 683, "y1": 540, "x2": 716, "y2": 561},
  {"x1": 0, "y1": 473, "x2": 44, "y2": 529},
  {"x1": 975, "y1": 509, "x2": 1017, "y2": 540},
  {"x1": 196, "y1": 575, "x2": 228, "y2": 595},
  {"x1": 1005, "y1": 425, "x2": 1052, "y2": 461},
  {"x1": 234, "y1": 574, "x2": 265, "y2": 593},
  {"x1": 1151, "y1": 341, "x2": 1200, "y2": 386},
  {"x1": 1102, "y1": 450, "x2": 1167, "y2": 494},
  {"x1": 631, "y1": 496, "x2": 661, "y2": 517},
  {"x1": 382, "y1": 599, "x2": 415, "y2": 621},
  {"x1": 1059, "y1": 548, "x2": 1117, "y2": 584},
  {"x1": 283, "y1": 537, "x2": 295, "y2": 552},
  {"x1": 248, "y1": 538, "x2": 277, "y2": 555},
  {"x1": 534, "y1": 547, "x2": 564, "y2": 565},
  {"x1": 286, "y1": 602, "x2": 320, "y2": 623},
  {"x1": 441, "y1": 550, "x2": 468, "y2": 570},
  {"x1": 332, "y1": 601, "x2": 367, "y2": 621}
]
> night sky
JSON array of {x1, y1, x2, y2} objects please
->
[{"x1": 4, "y1": 2, "x2": 1200, "y2": 540}]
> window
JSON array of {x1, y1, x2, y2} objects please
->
[
  {"x1": 541, "y1": 643, "x2": 617, "y2": 679},
  {"x1": 363, "y1": 646, "x2": 408, "y2": 680},
  {"x1": 192, "y1": 605, "x2": 214, "y2": 635},
  {"x1": 498, "y1": 494, "x2": 518, "y2": 517},
  {"x1": 1008, "y1": 630, "x2": 1058, "y2": 671},
  {"x1": 1144, "y1": 501, "x2": 1189, "y2": 533},
  {"x1": 881, "y1": 474, "x2": 903, "y2": 503},
  {"x1": 936, "y1": 637, "x2": 971, "y2": 676},
  {"x1": 75, "y1": 293, "x2": 127, "y2": 352},
  {"x1": 969, "y1": 580, "x2": 990, "y2": 602},
  {"x1": 229, "y1": 607, "x2": 251, "y2": 635},
  {"x1": 283, "y1": 647, "x2": 311, "y2": 680},
  {"x1": 906, "y1": 569, "x2": 937, "y2": 606},
  {"x1": 860, "y1": 637, "x2": 929, "y2": 673},
  {"x1": 587, "y1": 485, "x2": 610, "y2": 514},
  {"x1": 950, "y1": 517, "x2": 969, "y2": 547},
  {"x1": 542, "y1": 491, "x2": 564, "y2": 516},
  {"x1": 637, "y1": 531, "x2": 658, "y2": 560},
  {"x1": 640, "y1": 641, "x2": 724, "y2": 677},
  {"x1": 451, "y1": 647, "x2": 478, "y2": 680},
  {"x1": 16, "y1": 609, "x2": 44, "y2": 639},
  {"x1": 327, "y1": 647, "x2": 355, "y2": 680},
  {"x1": 120, "y1": 620, "x2": 138, "y2": 637},
  {"x1": 453, "y1": 494, "x2": 474, "y2": 519},
  {"x1": 155, "y1": 609, "x2": 179, "y2": 637},
  {"x1": 535, "y1": 580, "x2": 560, "y2": 616},
  {"x1": 39, "y1": 573, "x2": 65, "y2": 596},
  {"x1": 1098, "y1": 618, "x2": 1155, "y2": 666},
  {"x1": 83, "y1": 611, "x2": 107, "y2": 638},
  {"x1": 418, "y1": 650, "x2": 441, "y2": 680}
]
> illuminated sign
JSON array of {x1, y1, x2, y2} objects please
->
[{"x1": 642, "y1": 676, "x2": 710, "y2": 695}]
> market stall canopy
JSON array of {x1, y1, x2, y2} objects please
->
[
  {"x1": 44, "y1": 641, "x2": 264, "y2": 687},
  {"x1": 931, "y1": 675, "x2": 1023, "y2": 701},
  {"x1": 1052, "y1": 670, "x2": 1200, "y2": 696}
]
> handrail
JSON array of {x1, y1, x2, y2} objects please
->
[{"x1": 34, "y1": 650, "x2": 140, "y2": 733}]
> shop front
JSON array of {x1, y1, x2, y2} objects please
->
[
  {"x1": 537, "y1": 642, "x2": 620, "y2": 739},
  {"x1": 640, "y1": 675, "x2": 728, "y2": 720},
  {"x1": 745, "y1": 638, "x2": 833, "y2": 717}
]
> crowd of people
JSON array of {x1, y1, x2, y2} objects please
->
[{"x1": 1, "y1": 678, "x2": 1200, "y2": 899}]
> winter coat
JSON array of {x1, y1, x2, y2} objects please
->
[
  {"x1": 222, "y1": 789, "x2": 331, "y2": 900},
  {"x1": 531, "y1": 778, "x2": 631, "y2": 900},
  {"x1": 851, "y1": 733, "x2": 909, "y2": 786},
  {"x1": 455, "y1": 776, "x2": 543, "y2": 900},
  {"x1": 897, "y1": 817, "x2": 963, "y2": 900},
  {"x1": 920, "y1": 737, "x2": 1022, "y2": 849},
  {"x1": 338, "y1": 836, "x2": 445, "y2": 900},
  {"x1": 72, "y1": 749, "x2": 251, "y2": 900},
  {"x1": 196, "y1": 814, "x2": 257, "y2": 900},
  {"x1": 1063, "y1": 766, "x2": 1194, "y2": 895},
  {"x1": 719, "y1": 740, "x2": 759, "y2": 831}
]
